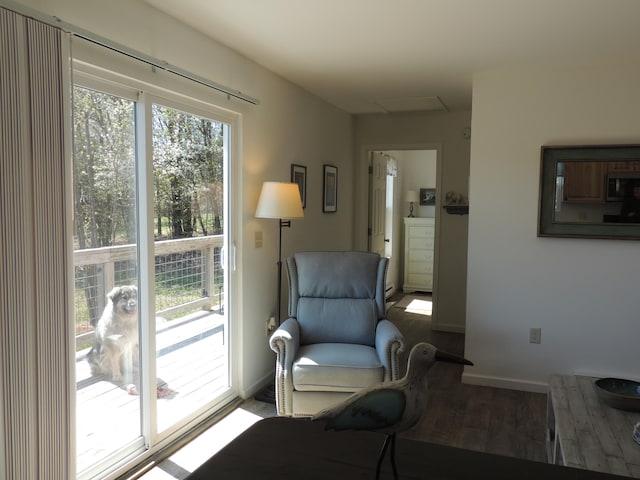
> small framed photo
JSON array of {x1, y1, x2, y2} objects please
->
[
  {"x1": 291, "y1": 164, "x2": 307, "y2": 208},
  {"x1": 323, "y1": 164, "x2": 338, "y2": 213},
  {"x1": 420, "y1": 188, "x2": 436, "y2": 205}
]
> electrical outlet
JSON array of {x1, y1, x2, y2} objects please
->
[
  {"x1": 255, "y1": 230, "x2": 263, "y2": 248},
  {"x1": 529, "y1": 328, "x2": 541, "y2": 344}
]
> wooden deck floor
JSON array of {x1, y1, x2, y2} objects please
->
[{"x1": 75, "y1": 311, "x2": 228, "y2": 474}]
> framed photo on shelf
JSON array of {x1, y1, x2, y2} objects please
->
[
  {"x1": 291, "y1": 164, "x2": 307, "y2": 208},
  {"x1": 322, "y1": 164, "x2": 338, "y2": 213}
]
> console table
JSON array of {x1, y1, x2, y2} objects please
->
[
  {"x1": 547, "y1": 374, "x2": 640, "y2": 477},
  {"x1": 188, "y1": 416, "x2": 629, "y2": 479}
]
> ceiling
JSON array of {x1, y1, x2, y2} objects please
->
[{"x1": 144, "y1": 0, "x2": 640, "y2": 114}]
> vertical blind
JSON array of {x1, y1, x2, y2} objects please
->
[{"x1": 1, "y1": 7, "x2": 71, "y2": 479}]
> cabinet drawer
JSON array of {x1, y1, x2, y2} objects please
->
[
  {"x1": 408, "y1": 237, "x2": 434, "y2": 250},
  {"x1": 408, "y1": 261, "x2": 433, "y2": 275},
  {"x1": 407, "y1": 274, "x2": 433, "y2": 289},
  {"x1": 408, "y1": 250, "x2": 433, "y2": 263},
  {"x1": 408, "y1": 226, "x2": 434, "y2": 239}
]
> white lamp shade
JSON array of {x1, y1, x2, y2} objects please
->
[
  {"x1": 405, "y1": 190, "x2": 419, "y2": 203},
  {"x1": 255, "y1": 182, "x2": 304, "y2": 219}
]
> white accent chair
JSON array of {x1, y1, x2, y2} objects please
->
[{"x1": 269, "y1": 251, "x2": 405, "y2": 417}]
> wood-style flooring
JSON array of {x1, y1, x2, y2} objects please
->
[
  {"x1": 244, "y1": 292, "x2": 548, "y2": 464},
  {"x1": 386, "y1": 292, "x2": 548, "y2": 462},
  {"x1": 141, "y1": 293, "x2": 548, "y2": 479},
  {"x1": 402, "y1": 360, "x2": 547, "y2": 462}
]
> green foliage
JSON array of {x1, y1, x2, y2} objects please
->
[
  {"x1": 72, "y1": 86, "x2": 227, "y2": 332},
  {"x1": 73, "y1": 87, "x2": 136, "y2": 249},
  {"x1": 73, "y1": 86, "x2": 226, "y2": 248},
  {"x1": 152, "y1": 104, "x2": 224, "y2": 239}
]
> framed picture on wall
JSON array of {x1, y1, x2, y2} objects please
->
[
  {"x1": 322, "y1": 164, "x2": 337, "y2": 213},
  {"x1": 420, "y1": 188, "x2": 436, "y2": 205},
  {"x1": 291, "y1": 164, "x2": 306, "y2": 208}
]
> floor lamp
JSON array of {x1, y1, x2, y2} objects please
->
[
  {"x1": 254, "y1": 182, "x2": 304, "y2": 404},
  {"x1": 255, "y1": 181, "x2": 304, "y2": 324}
]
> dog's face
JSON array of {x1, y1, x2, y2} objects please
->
[{"x1": 108, "y1": 285, "x2": 138, "y2": 317}]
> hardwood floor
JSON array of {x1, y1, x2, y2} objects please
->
[
  {"x1": 140, "y1": 293, "x2": 548, "y2": 479},
  {"x1": 239, "y1": 365, "x2": 548, "y2": 463},
  {"x1": 402, "y1": 362, "x2": 547, "y2": 462},
  {"x1": 242, "y1": 292, "x2": 549, "y2": 464},
  {"x1": 386, "y1": 292, "x2": 548, "y2": 463}
]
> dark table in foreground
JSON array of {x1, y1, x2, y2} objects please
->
[{"x1": 187, "y1": 417, "x2": 630, "y2": 479}]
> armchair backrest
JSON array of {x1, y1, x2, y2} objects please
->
[{"x1": 286, "y1": 251, "x2": 388, "y2": 346}]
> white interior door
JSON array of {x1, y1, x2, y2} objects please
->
[{"x1": 369, "y1": 152, "x2": 387, "y2": 257}]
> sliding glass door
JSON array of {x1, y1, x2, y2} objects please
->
[
  {"x1": 73, "y1": 86, "x2": 142, "y2": 474},
  {"x1": 72, "y1": 80, "x2": 233, "y2": 479},
  {"x1": 150, "y1": 101, "x2": 230, "y2": 435}
]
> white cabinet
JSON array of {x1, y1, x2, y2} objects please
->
[{"x1": 403, "y1": 217, "x2": 434, "y2": 293}]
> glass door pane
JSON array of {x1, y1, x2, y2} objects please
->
[
  {"x1": 151, "y1": 103, "x2": 230, "y2": 434},
  {"x1": 72, "y1": 82, "x2": 233, "y2": 478},
  {"x1": 72, "y1": 86, "x2": 143, "y2": 475}
]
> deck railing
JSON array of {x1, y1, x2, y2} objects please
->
[{"x1": 74, "y1": 235, "x2": 224, "y2": 347}]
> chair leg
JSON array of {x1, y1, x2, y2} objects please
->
[
  {"x1": 390, "y1": 433, "x2": 398, "y2": 480},
  {"x1": 375, "y1": 434, "x2": 392, "y2": 480}
]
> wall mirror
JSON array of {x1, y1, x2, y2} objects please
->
[{"x1": 538, "y1": 145, "x2": 640, "y2": 239}]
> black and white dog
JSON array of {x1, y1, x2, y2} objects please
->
[{"x1": 86, "y1": 285, "x2": 138, "y2": 383}]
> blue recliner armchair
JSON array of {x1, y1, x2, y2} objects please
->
[{"x1": 269, "y1": 251, "x2": 405, "y2": 417}]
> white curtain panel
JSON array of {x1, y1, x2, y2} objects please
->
[
  {"x1": 386, "y1": 154, "x2": 398, "y2": 177},
  {"x1": 1, "y1": 7, "x2": 71, "y2": 479}
]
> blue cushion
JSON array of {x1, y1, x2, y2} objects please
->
[
  {"x1": 292, "y1": 343, "x2": 384, "y2": 392},
  {"x1": 286, "y1": 251, "x2": 386, "y2": 345},
  {"x1": 295, "y1": 251, "x2": 378, "y2": 299},
  {"x1": 297, "y1": 297, "x2": 377, "y2": 345}
]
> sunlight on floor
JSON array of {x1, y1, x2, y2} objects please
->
[
  {"x1": 404, "y1": 298, "x2": 433, "y2": 316},
  {"x1": 140, "y1": 407, "x2": 264, "y2": 479}
]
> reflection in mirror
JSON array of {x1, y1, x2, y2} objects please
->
[
  {"x1": 538, "y1": 145, "x2": 640, "y2": 239},
  {"x1": 553, "y1": 159, "x2": 640, "y2": 225}
]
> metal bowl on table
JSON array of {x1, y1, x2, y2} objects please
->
[{"x1": 594, "y1": 377, "x2": 640, "y2": 412}]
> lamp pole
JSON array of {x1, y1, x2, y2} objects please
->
[{"x1": 277, "y1": 219, "x2": 291, "y2": 323}]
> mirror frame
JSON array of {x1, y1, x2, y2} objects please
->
[{"x1": 538, "y1": 144, "x2": 640, "y2": 240}]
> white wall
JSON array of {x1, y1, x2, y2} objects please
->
[
  {"x1": 400, "y1": 149, "x2": 437, "y2": 219},
  {"x1": 354, "y1": 111, "x2": 471, "y2": 332},
  {"x1": 14, "y1": 0, "x2": 355, "y2": 397},
  {"x1": 465, "y1": 60, "x2": 640, "y2": 392}
]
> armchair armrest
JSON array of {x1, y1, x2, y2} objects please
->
[
  {"x1": 269, "y1": 318, "x2": 300, "y2": 416},
  {"x1": 375, "y1": 319, "x2": 405, "y2": 381}
]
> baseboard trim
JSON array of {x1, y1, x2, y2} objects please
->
[
  {"x1": 432, "y1": 322, "x2": 465, "y2": 334},
  {"x1": 462, "y1": 372, "x2": 548, "y2": 394},
  {"x1": 241, "y1": 370, "x2": 274, "y2": 399},
  {"x1": 385, "y1": 284, "x2": 396, "y2": 299}
]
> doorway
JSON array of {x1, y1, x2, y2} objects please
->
[{"x1": 367, "y1": 148, "x2": 441, "y2": 316}]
